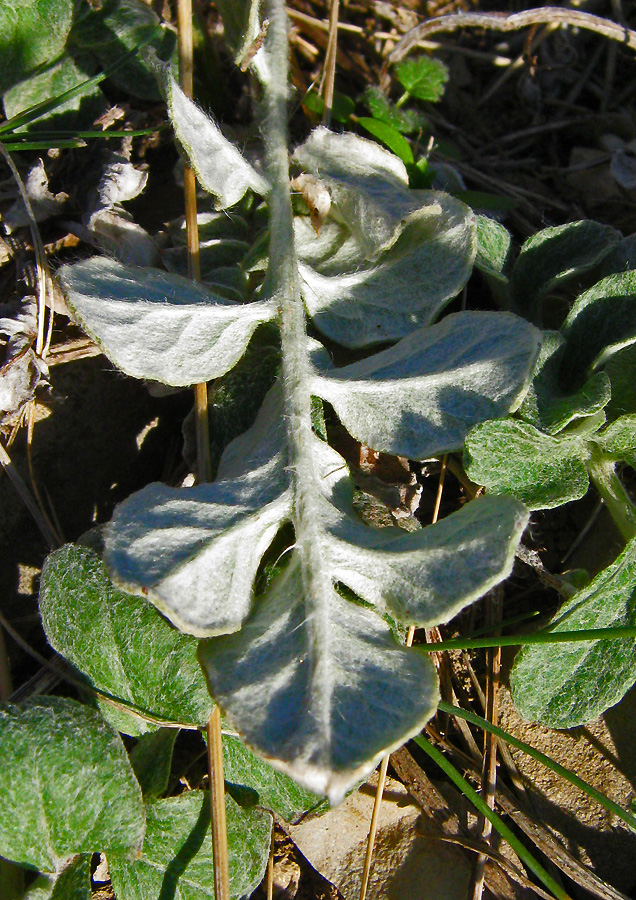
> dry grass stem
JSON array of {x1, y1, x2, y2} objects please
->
[
  {"x1": 359, "y1": 456, "x2": 449, "y2": 900},
  {"x1": 387, "y1": 7, "x2": 636, "y2": 69},
  {"x1": 207, "y1": 707, "x2": 231, "y2": 900}
]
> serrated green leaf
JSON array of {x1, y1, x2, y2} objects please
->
[
  {"x1": 357, "y1": 117, "x2": 413, "y2": 164},
  {"x1": 57, "y1": 257, "x2": 277, "y2": 387},
  {"x1": 39, "y1": 545, "x2": 214, "y2": 731},
  {"x1": 599, "y1": 233, "x2": 636, "y2": 278},
  {"x1": 394, "y1": 55, "x2": 449, "y2": 102},
  {"x1": 511, "y1": 536, "x2": 636, "y2": 727},
  {"x1": 296, "y1": 192, "x2": 476, "y2": 347},
  {"x1": 465, "y1": 418, "x2": 590, "y2": 509},
  {"x1": 109, "y1": 790, "x2": 272, "y2": 900},
  {"x1": 362, "y1": 86, "x2": 424, "y2": 134},
  {"x1": 162, "y1": 68, "x2": 269, "y2": 208},
  {"x1": 313, "y1": 311, "x2": 542, "y2": 459},
  {"x1": 560, "y1": 270, "x2": 636, "y2": 388},
  {"x1": 223, "y1": 734, "x2": 324, "y2": 822},
  {"x1": 0, "y1": 697, "x2": 144, "y2": 873},
  {"x1": 518, "y1": 331, "x2": 612, "y2": 434},
  {"x1": 130, "y1": 729, "x2": 178, "y2": 798},
  {"x1": 70, "y1": 0, "x2": 174, "y2": 100},
  {"x1": 510, "y1": 220, "x2": 621, "y2": 315},
  {"x1": 3, "y1": 56, "x2": 106, "y2": 133},
  {"x1": 0, "y1": 0, "x2": 74, "y2": 95},
  {"x1": 474, "y1": 214, "x2": 512, "y2": 293}
]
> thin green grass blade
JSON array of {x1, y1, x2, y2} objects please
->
[
  {"x1": 414, "y1": 734, "x2": 572, "y2": 900},
  {"x1": 0, "y1": 27, "x2": 161, "y2": 135},
  {"x1": 424, "y1": 625, "x2": 636, "y2": 652},
  {"x1": 438, "y1": 701, "x2": 636, "y2": 832},
  {"x1": 0, "y1": 139, "x2": 86, "y2": 151}
]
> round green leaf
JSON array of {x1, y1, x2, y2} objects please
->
[{"x1": 0, "y1": 697, "x2": 144, "y2": 873}]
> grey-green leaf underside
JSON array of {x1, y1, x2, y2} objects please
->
[
  {"x1": 511, "y1": 535, "x2": 636, "y2": 727},
  {"x1": 163, "y1": 69, "x2": 269, "y2": 208},
  {"x1": 57, "y1": 257, "x2": 276, "y2": 387},
  {"x1": 39, "y1": 544, "x2": 213, "y2": 732},
  {"x1": 200, "y1": 553, "x2": 439, "y2": 805},
  {"x1": 296, "y1": 192, "x2": 476, "y2": 348},
  {"x1": 109, "y1": 790, "x2": 272, "y2": 900},
  {"x1": 0, "y1": 697, "x2": 144, "y2": 873},
  {"x1": 314, "y1": 310, "x2": 542, "y2": 459}
]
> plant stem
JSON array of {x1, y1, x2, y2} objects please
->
[
  {"x1": 587, "y1": 452, "x2": 636, "y2": 543},
  {"x1": 207, "y1": 708, "x2": 230, "y2": 900},
  {"x1": 177, "y1": 0, "x2": 212, "y2": 485},
  {"x1": 415, "y1": 734, "x2": 573, "y2": 900}
]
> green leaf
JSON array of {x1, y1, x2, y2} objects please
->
[
  {"x1": 595, "y1": 415, "x2": 636, "y2": 468},
  {"x1": 0, "y1": 0, "x2": 74, "y2": 94},
  {"x1": 57, "y1": 257, "x2": 277, "y2": 387},
  {"x1": 109, "y1": 790, "x2": 272, "y2": 900},
  {"x1": 223, "y1": 734, "x2": 324, "y2": 822},
  {"x1": 69, "y1": 0, "x2": 175, "y2": 100},
  {"x1": 518, "y1": 331, "x2": 612, "y2": 434},
  {"x1": 510, "y1": 220, "x2": 621, "y2": 316},
  {"x1": 560, "y1": 270, "x2": 636, "y2": 388},
  {"x1": 162, "y1": 68, "x2": 269, "y2": 208},
  {"x1": 39, "y1": 544, "x2": 214, "y2": 732},
  {"x1": 296, "y1": 193, "x2": 476, "y2": 348},
  {"x1": 0, "y1": 697, "x2": 144, "y2": 873},
  {"x1": 604, "y1": 342, "x2": 636, "y2": 419},
  {"x1": 362, "y1": 86, "x2": 424, "y2": 134},
  {"x1": 23, "y1": 856, "x2": 92, "y2": 900},
  {"x1": 394, "y1": 55, "x2": 449, "y2": 102},
  {"x1": 2, "y1": 56, "x2": 106, "y2": 133},
  {"x1": 357, "y1": 117, "x2": 413, "y2": 164},
  {"x1": 313, "y1": 311, "x2": 542, "y2": 459},
  {"x1": 302, "y1": 89, "x2": 354, "y2": 124},
  {"x1": 465, "y1": 418, "x2": 590, "y2": 509},
  {"x1": 511, "y1": 535, "x2": 636, "y2": 727},
  {"x1": 130, "y1": 729, "x2": 178, "y2": 798}
]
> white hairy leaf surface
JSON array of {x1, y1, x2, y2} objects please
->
[
  {"x1": 98, "y1": 0, "x2": 539, "y2": 802},
  {"x1": 296, "y1": 191, "x2": 476, "y2": 347},
  {"x1": 293, "y1": 127, "x2": 435, "y2": 259},
  {"x1": 57, "y1": 257, "x2": 277, "y2": 386},
  {"x1": 164, "y1": 70, "x2": 269, "y2": 208},
  {"x1": 199, "y1": 552, "x2": 439, "y2": 804},
  {"x1": 314, "y1": 310, "x2": 542, "y2": 459},
  {"x1": 105, "y1": 389, "x2": 292, "y2": 636}
]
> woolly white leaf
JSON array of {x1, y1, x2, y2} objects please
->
[
  {"x1": 313, "y1": 310, "x2": 542, "y2": 459},
  {"x1": 199, "y1": 552, "x2": 439, "y2": 805},
  {"x1": 164, "y1": 70, "x2": 269, "y2": 208},
  {"x1": 296, "y1": 193, "x2": 475, "y2": 347},
  {"x1": 105, "y1": 388, "x2": 291, "y2": 635},
  {"x1": 57, "y1": 257, "x2": 277, "y2": 386},
  {"x1": 293, "y1": 127, "x2": 430, "y2": 259}
]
